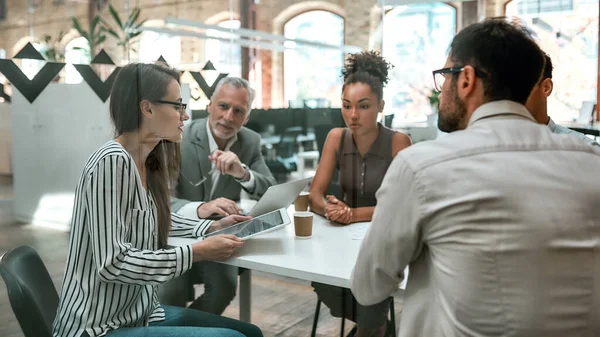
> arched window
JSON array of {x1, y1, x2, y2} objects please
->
[
  {"x1": 506, "y1": 0, "x2": 599, "y2": 122},
  {"x1": 381, "y1": 3, "x2": 456, "y2": 123},
  {"x1": 64, "y1": 37, "x2": 90, "y2": 84},
  {"x1": 283, "y1": 10, "x2": 344, "y2": 107},
  {"x1": 205, "y1": 19, "x2": 242, "y2": 77},
  {"x1": 138, "y1": 31, "x2": 181, "y2": 66}
]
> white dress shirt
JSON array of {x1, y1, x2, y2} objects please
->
[
  {"x1": 547, "y1": 117, "x2": 600, "y2": 146},
  {"x1": 351, "y1": 100, "x2": 600, "y2": 337},
  {"x1": 176, "y1": 122, "x2": 255, "y2": 219}
]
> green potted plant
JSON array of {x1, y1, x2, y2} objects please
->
[
  {"x1": 100, "y1": 4, "x2": 147, "y2": 62},
  {"x1": 426, "y1": 88, "x2": 440, "y2": 126},
  {"x1": 427, "y1": 88, "x2": 440, "y2": 112},
  {"x1": 39, "y1": 31, "x2": 67, "y2": 62},
  {"x1": 72, "y1": 14, "x2": 107, "y2": 60}
]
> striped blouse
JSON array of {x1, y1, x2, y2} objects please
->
[{"x1": 52, "y1": 140, "x2": 213, "y2": 337}]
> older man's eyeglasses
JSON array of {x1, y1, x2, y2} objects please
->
[
  {"x1": 432, "y1": 66, "x2": 488, "y2": 93},
  {"x1": 152, "y1": 100, "x2": 188, "y2": 114}
]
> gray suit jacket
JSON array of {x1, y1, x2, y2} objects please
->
[{"x1": 171, "y1": 118, "x2": 276, "y2": 212}]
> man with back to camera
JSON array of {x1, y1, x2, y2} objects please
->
[
  {"x1": 525, "y1": 52, "x2": 599, "y2": 146},
  {"x1": 351, "y1": 17, "x2": 600, "y2": 337},
  {"x1": 170, "y1": 77, "x2": 276, "y2": 315}
]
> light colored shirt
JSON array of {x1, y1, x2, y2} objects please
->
[
  {"x1": 53, "y1": 140, "x2": 212, "y2": 337},
  {"x1": 547, "y1": 117, "x2": 600, "y2": 146},
  {"x1": 176, "y1": 122, "x2": 255, "y2": 219},
  {"x1": 351, "y1": 101, "x2": 600, "y2": 337}
]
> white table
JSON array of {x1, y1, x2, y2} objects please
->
[{"x1": 169, "y1": 205, "x2": 406, "y2": 322}]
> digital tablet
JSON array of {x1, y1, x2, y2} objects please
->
[{"x1": 203, "y1": 208, "x2": 291, "y2": 240}]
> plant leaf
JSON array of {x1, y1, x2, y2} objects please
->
[
  {"x1": 72, "y1": 17, "x2": 89, "y2": 40},
  {"x1": 109, "y1": 4, "x2": 123, "y2": 30},
  {"x1": 90, "y1": 15, "x2": 101, "y2": 34},
  {"x1": 133, "y1": 19, "x2": 147, "y2": 32},
  {"x1": 102, "y1": 26, "x2": 120, "y2": 40},
  {"x1": 96, "y1": 35, "x2": 106, "y2": 46},
  {"x1": 127, "y1": 8, "x2": 141, "y2": 29},
  {"x1": 129, "y1": 31, "x2": 142, "y2": 39}
]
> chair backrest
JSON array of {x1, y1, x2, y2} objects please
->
[
  {"x1": 0, "y1": 245, "x2": 59, "y2": 337},
  {"x1": 384, "y1": 114, "x2": 395, "y2": 128},
  {"x1": 277, "y1": 126, "x2": 303, "y2": 159},
  {"x1": 314, "y1": 124, "x2": 335, "y2": 156}
]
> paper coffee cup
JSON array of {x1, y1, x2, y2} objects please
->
[
  {"x1": 294, "y1": 191, "x2": 310, "y2": 212},
  {"x1": 294, "y1": 211, "x2": 313, "y2": 239}
]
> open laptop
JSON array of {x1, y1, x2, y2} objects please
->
[
  {"x1": 207, "y1": 177, "x2": 312, "y2": 219},
  {"x1": 577, "y1": 101, "x2": 596, "y2": 124},
  {"x1": 246, "y1": 177, "x2": 311, "y2": 217}
]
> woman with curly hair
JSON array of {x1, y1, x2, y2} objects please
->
[{"x1": 309, "y1": 51, "x2": 411, "y2": 336}]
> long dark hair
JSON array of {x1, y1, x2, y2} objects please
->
[{"x1": 109, "y1": 63, "x2": 181, "y2": 249}]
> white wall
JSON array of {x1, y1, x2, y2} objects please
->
[
  {"x1": 0, "y1": 103, "x2": 11, "y2": 175},
  {"x1": 12, "y1": 83, "x2": 112, "y2": 230},
  {"x1": 11, "y1": 83, "x2": 191, "y2": 230}
]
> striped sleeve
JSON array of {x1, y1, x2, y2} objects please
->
[
  {"x1": 85, "y1": 155, "x2": 193, "y2": 285},
  {"x1": 170, "y1": 212, "x2": 213, "y2": 238}
]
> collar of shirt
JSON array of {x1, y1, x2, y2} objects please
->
[
  {"x1": 467, "y1": 100, "x2": 536, "y2": 127},
  {"x1": 547, "y1": 117, "x2": 558, "y2": 132},
  {"x1": 206, "y1": 120, "x2": 238, "y2": 153}
]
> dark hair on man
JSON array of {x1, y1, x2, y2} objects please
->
[
  {"x1": 542, "y1": 53, "x2": 553, "y2": 80},
  {"x1": 109, "y1": 63, "x2": 181, "y2": 249},
  {"x1": 342, "y1": 50, "x2": 393, "y2": 101},
  {"x1": 448, "y1": 17, "x2": 545, "y2": 104}
]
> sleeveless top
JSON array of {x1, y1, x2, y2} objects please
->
[{"x1": 336, "y1": 123, "x2": 396, "y2": 208}]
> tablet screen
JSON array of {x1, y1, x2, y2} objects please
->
[{"x1": 205, "y1": 211, "x2": 285, "y2": 239}]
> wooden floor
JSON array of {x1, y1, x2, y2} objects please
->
[{"x1": 0, "y1": 179, "x2": 402, "y2": 337}]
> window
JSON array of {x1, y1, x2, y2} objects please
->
[
  {"x1": 205, "y1": 19, "x2": 242, "y2": 78},
  {"x1": 381, "y1": 3, "x2": 456, "y2": 123},
  {"x1": 283, "y1": 10, "x2": 344, "y2": 107},
  {"x1": 506, "y1": 0, "x2": 599, "y2": 122},
  {"x1": 138, "y1": 31, "x2": 181, "y2": 66},
  {"x1": 64, "y1": 37, "x2": 90, "y2": 84}
]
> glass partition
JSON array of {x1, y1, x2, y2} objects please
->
[{"x1": 506, "y1": 0, "x2": 599, "y2": 122}]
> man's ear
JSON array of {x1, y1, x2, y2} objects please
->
[
  {"x1": 207, "y1": 100, "x2": 213, "y2": 115},
  {"x1": 542, "y1": 78, "x2": 553, "y2": 97},
  {"x1": 243, "y1": 110, "x2": 251, "y2": 125},
  {"x1": 140, "y1": 100, "x2": 153, "y2": 119},
  {"x1": 380, "y1": 100, "x2": 385, "y2": 112},
  {"x1": 457, "y1": 65, "x2": 477, "y2": 99}
]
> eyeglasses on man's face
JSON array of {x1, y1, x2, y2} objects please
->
[
  {"x1": 152, "y1": 100, "x2": 188, "y2": 115},
  {"x1": 432, "y1": 66, "x2": 488, "y2": 92}
]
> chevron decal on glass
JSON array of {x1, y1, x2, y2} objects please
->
[
  {"x1": 13, "y1": 42, "x2": 45, "y2": 60},
  {"x1": 0, "y1": 59, "x2": 65, "y2": 103},
  {"x1": 73, "y1": 65, "x2": 122, "y2": 102},
  {"x1": 189, "y1": 71, "x2": 228, "y2": 99},
  {"x1": 91, "y1": 49, "x2": 116, "y2": 65},
  {"x1": 0, "y1": 84, "x2": 10, "y2": 103},
  {"x1": 157, "y1": 56, "x2": 169, "y2": 66}
]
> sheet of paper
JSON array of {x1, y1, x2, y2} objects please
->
[{"x1": 346, "y1": 222, "x2": 370, "y2": 240}]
